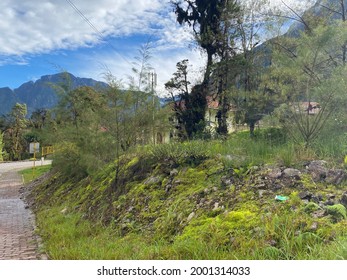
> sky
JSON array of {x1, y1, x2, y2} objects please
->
[{"x1": 0, "y1": 0, "x2": 316, "y2": 96}]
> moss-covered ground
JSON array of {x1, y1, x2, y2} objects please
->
[{"x1": 25, "y1": 129, "x2": 347, "y2": 259}]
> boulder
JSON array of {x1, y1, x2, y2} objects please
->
[
  {"x1": 307, "y1": 160, "x2": 328, "y2": 181},
  {"x1": 299, "y1": 191, "x2": 312, "y2": 200},
  {"x1": 326, "y1": 169, "x2": 346, "y2": 185},
  {"x1": 268, "y1": 168, "x2": 282, "y2": 179},
  {"x1": 340, "y1": 192, "x2": 347, "y2": 208},
  {"x1": 169, "y1": 169, "x2": 179, "y2": 177},
  {"x1": 283, "y1": 168, "x2": 301, "y2": 179},
  {"x1": 144, "y1": 176, "x2": 161, "y2": 185}
]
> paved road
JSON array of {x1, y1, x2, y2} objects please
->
[{"x1": 0, "y1": 160, "x2": 51, "y2": 260}]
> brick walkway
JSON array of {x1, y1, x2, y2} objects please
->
[{"x1": 0, "y1": 171, "x2": 42, "y2": 260}]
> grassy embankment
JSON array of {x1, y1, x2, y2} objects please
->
[
  {"x1": 26, "y1": 128, "x2": 347, "y2": 259},
  {"x1": 20, "y1": 164, "x2": 52, "y2": 184}
]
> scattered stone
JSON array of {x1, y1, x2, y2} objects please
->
[
  {"x1": 221, "y1": 176, "x2": 233, "y2": 187},
  {"x1": 213, "y1": 202, "x2": 220, "y2": 211},
  {"x1": 299, "y1": 191, "x2": 312, "y2": 200},
  {"x1": 187, "y1": 212, "x2": 195, "y2": 223},
  {"x1": 213, "y1": 187, "x2": 218, "y2": 192},
  {"x1": 311, "y1": 210, "x2": 325, "y2": 219},
  {"x1": 283, "y1": 168, "x2": 301, "y2": 179},
  {"x1": 310, "y1": 222, "x2": 318, "y2": 231},
  {"x1": 255, "y1": 183, "x2": 266, "y2": 189},
  {"x1": 170, "y1": 169, "x2": 179, "y2": 177},
  {"x1": 311, "y1": 194, "x2": 323, "y2": 203},
  {"x1": 326, "y1": 169, "x2": 346, "y2": 185},
  {"x1": 307, "y1": 160, "x2": 328, "y2": 181},
  {"x1": 324, "y1": 200, "x2": 335, "y2": 206},
  {"x1": 165, "y1": 184, "x2": 172, "y2": 193},
  {"x1": 258, "y1": 190, "x2": 266, "y2": 198},
  {"x1": 268, "y1": 168, "x2": 282, "y2": 179},
  {"x1": 340, "y1": 192, "x2": 347, "y2": 208},
  {"x1": 60, "y1": 207, "x2": 68, "y2": 215},
  {"x1": 173, "y1": 179, "x2": 181, "y2": 185},
  {"x1": 144, "y1": 176, "x2": 161, "y2": 185}
]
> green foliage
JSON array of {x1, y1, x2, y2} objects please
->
[
  {"x1": 326, "y1": 204, "x2": 347, "y2": 222},
  {"x1": 270, "y1": 22, "x2": 347, "y2": 148},
  {"x1": 303, "y1": 202, "x2": 320, "y2": 214},
  {"x1": 149, "y1": 140, "x2": 210, "y2": 165},
  {"x1": 2, "y1": 103, "x2": 28, "y2": 160}
]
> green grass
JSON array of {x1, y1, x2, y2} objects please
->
[
  {"x1": 20, "y1": 164, "x2": 51, "y2": 183},
  {"x1": 31, "y1": 127, "x2": 347, "y2": 259}
]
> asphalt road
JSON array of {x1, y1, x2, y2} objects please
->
[{"x1": 0, "y1": 160, "x2": 52, "y2": 175}]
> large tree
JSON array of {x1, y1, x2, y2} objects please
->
[
  {"x1": 171, "y1": 0, "x2": 240, "y2": 137},
  {"x1": 270, "y1": 21, "x2": 347, "y2": 147}
]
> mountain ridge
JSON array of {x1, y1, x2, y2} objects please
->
[{"x1": 0, "y1": 72, "x2": 107, "y2": 116}]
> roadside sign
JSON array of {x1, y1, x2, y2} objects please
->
[{"x1": 29, "y1": 142, "x2": 40, "y2": 154}]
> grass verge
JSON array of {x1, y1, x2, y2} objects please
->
[{"x1": 20, "y1": 164, "x2": 51, "y2": 183}]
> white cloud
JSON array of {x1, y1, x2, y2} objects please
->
[
  {"x1": 0, "y1": 0, "x2": 172, "y2": 56},
  {"x1": 0, "y1": 0, "x2": 317, "y2": 58}
]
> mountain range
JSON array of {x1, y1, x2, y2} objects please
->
[{"x1": 0, "y1": 72, "x2": 107, "y2": 116}]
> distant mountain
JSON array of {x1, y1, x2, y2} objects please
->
[
  {"x1": 287, "y1": 0, "x2": 347, "y2": 37},
  {"x1": 0, "y1": 72, "x2": 107, "y2": 116}
]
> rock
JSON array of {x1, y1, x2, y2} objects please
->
[
  {"x1": 299, "y1": 191, "x2": 312, "y2": 200},
  {"x1": 311, "y1": 210, "x2": 325, "y2": 218},
  {"x1": 221, "y1": 176, "x2": 233, "y2": 187},
  {"x1": 258, "y1": 190, "x2": 266, "y2": 198},
  {"x1": 169, "y1": 169, "x2": 179, "y2": 177},
  {"x1": 324, "y1": 200, "x2": 335, "y2": 206},
  {"x1": 340, "y1": 192, "x2": 347, "y2": 208},
  {"x1": 307, "y1": 160, "x2": 328, "y2": 181},
  {"x1": 187, "y1": 212, "x2": 195, "y2": 223},
  {"x1": 283, "y1": 168, "x2": 301, "y2": 179},
  {"x1": 165, "y1": 184, "x2": 172, "y2": 193},
  {"x1": 326, "y1": 169, "x2": 346, "y2": 185},
  {"x1": 310, "y1": 222, "x2": 318, "y2": 231},
  {"x1": 173, "y1": 179, "x2": 181, "y2": 185},
  {"x1": 268, "y1": 168, "x2": 282, "y2": 179},
  {"x1": 60, "y1": 207, "x2": 68, "y2": 215},
  {"x1": 213, "y1": 202, "x2": 220, "y2": 211},
  {"x1": 144, "y1": 176, "x2": 161, "y2": 185},
  {"x1": 311, "y1": 194, "x2": 323, "y2": 203}
]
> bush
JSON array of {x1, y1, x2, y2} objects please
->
[{"x1": 149, "y1": 140, "x2": 211, "y2": 165}]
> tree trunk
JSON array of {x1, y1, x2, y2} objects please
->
[
  {"x1": 249, "y1": 121, "x2": 256, "y2": 138},
  {"x1": 217, "y1": 94, "x2": 229, "y2": 136}
]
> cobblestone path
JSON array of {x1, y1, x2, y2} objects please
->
[{"x1": 0, "y1": 171, "x2": 42, "y2": 260}]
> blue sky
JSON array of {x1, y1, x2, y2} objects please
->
[{"x1": 0, "y1": 0, "x2": 314, "y2": 96}]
